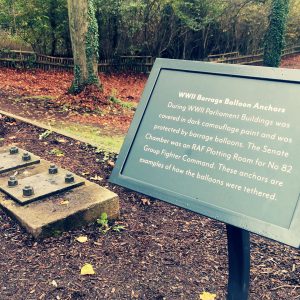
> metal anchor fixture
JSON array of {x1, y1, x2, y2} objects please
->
[
  {"x1": 9, "y1": 147, "x2": 19, "y2": 155},
  {"x1": 65, "y1": 173, "x2": 75, "y2": 184},
  {"x1": 23, "y1": 186, "x2": 34, "y2": 197},
  {"x1": 49, "y1": 165, "x2": 58, "y2": 174},
  {"x1": 22, "y1": 153, "x2": 31, "y2": 161},
  {"x1": 8, "y1": 176, "x2": 18, "y2": 187}
]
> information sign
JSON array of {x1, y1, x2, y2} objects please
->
[{"x1": 110, "y1": 59, "x2": 300, "y2": 248}]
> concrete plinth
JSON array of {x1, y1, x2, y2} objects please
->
[{"x1": 0, "y1": 157, "x2": 119, "y2": 238}]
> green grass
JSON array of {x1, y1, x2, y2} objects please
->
[
  {"x1": 2, "y1": 93, "x2": 125, "y2": 153},
  {"x1": 22, "y1": 95, "x2": 57, "y2": 101},
  {"x1": 48, "y1": 121, "x2": 124, "y2": 153},
  {"x1": 109, "y1": 96, "x2": 138, "y2": 110}
]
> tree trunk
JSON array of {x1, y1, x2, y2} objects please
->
[
  {"x1": 263, "y1": 0, "x2": 290, "y2": 67},
  {"x1": 67, "y1": 0, "x2": 102, "y2": 94}
]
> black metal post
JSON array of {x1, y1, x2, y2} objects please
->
[{"x1": 226, "y1": 224, "x2": 250, "y2": 300}]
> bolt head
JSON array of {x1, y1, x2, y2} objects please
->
[
  {"x1": 65, "y1": 173, "x2": 75, "y2": 183},
  {"x1": 9, "y1": 147, "x2": 19, "y2": 155},
  {"x1": 23, "y1": 185, "x2": 34, "y2": 197},
  {"x1": 49, "y1": 165, "x2": 58, "y2": 174},
  {"x1": 8, "y1": 176, "x2": 18, "y2": 187},
  {"x1": 22, "y1": 153, "x2": 31, "y2": 161}
]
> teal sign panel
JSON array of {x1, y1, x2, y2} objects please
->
[{"x1": 110, "y1": 59, "x2": 300, "y2": 248}]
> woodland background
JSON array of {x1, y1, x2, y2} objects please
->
[{"x1": 0, "y1": 0, "x2": 299, "y2": 60}]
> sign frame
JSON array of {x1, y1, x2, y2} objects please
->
[{"x1": 110, "y1": 58, "x2": 300, "y2": 248}]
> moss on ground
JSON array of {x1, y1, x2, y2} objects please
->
[
  {"x1": 22, "y1": 95, "x2": 57, "y2": 100},
  {"x1": 50, "y1": 121, "x2": 124, "y2": 153}
]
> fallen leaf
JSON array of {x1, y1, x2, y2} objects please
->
[
  {"x1": 199, "y1": 291, "x2": 217, "y2": 300},
  {"x1": 60, "y1": 200, "x2": 69, "y2": 205},
  {"x1": 80, "y1": 263, "x2": 95, "y2": 275},
  {"x1": 107, "y1": 160, "x2": 115, "y2": 167},
  {"x1": 90, "y1": 175, "x2": 103, "y2": 181},
  {"x1": 50, "y1": 148, "x2": 65, "y2": 157},
  {"x1": 131, "y1": 290, "x2": 139, "y2": 298},
  {"x1": 141, "y1": 198, "x2": 151, "y2": 205},
  {"x1": 81, "y1": 172, "x2": 90, "y2": 176},
  {"x1": 56, "y1": 138, "x2": 67, "y2": 143},
  {"x1": 76, "y1": 236, "x2": 88, "y2": 243},
  {"x1": 50, "y1": 280, "x2": 58, "y2": 288}
]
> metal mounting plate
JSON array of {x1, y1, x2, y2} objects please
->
[
  {"x1": 0, "y1": 148, "x2": 40, "y2": 174},
  {"x1": 0, "y1": 169, "x2": 85, "y2": 205}
]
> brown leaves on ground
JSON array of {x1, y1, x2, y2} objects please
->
[
  {"x1": 0, "y1": 68, "x2": 147, "y2": 135},
  {"x1": 0, "y1": 54, "x2": 297, "y2": 104},
  {"x1": 0, "y1": 68, "x2": 146, "y2": 106},
  {"x1": 281, "y1": 54, "x2": 300, "y2": 69},
  {"x1": 0, "y1": 55, "x2": 298, "y2": 137}
]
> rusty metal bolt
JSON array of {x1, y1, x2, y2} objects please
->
[
  {"x1": 49, "y1": 164, "x2": 58, "y2": 174},
  {"x1": 8, "y1": 176, "x2": 18, "y2": 187},
  {"x1": 23, "y1": 185, "x2": 34, "y2": 197},
  {"x1": 65, "y1": 173, "x2": 75, "y2": 184},
  {"x1": 22, "y1": 153, "x2": 31, "y2": 161},
  {"x1": 9, "y1": 147, "x2": 19, "y2": 155}
]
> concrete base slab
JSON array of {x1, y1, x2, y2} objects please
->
[{"x1": 0, "y1": 160, "x2": 119, "y2": 238}]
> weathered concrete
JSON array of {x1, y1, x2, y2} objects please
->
[
  {"x1": 0, "y1": 158, "x2": 119, "y2": 238},
  {"x1": 0, "y1": 147, "x2": 40, "y2": 174}
]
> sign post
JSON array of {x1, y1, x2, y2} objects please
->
[
  {"x1": 226, "y1": 225, "x2": 250, "y2": 300},
  {"x1": 110, "y1": 58, "x2": 300, "y2": 298}
]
